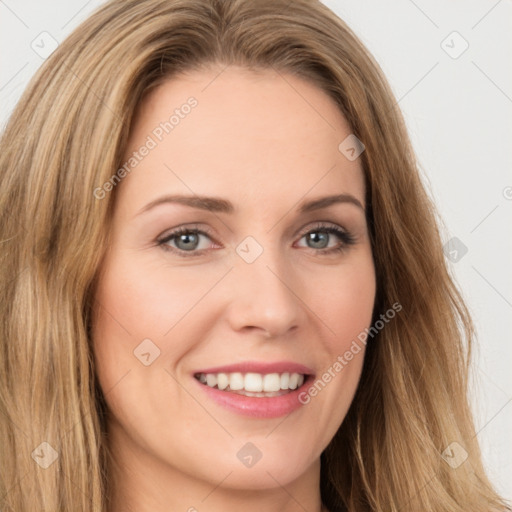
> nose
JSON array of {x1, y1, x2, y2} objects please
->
[{"x1": 224, "y1": 246, "x2": 305, "y2": 339}]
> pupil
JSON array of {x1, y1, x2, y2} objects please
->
[
  {"x1": 309, "y1": 232, "x2": 328, "y2": 249},
  {"x1": 178, "y1": 233, "x2": 198, "y2": 250}
]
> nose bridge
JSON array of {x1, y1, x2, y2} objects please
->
[{"x1": 227, "y1": 235, "x2": 303, "y2": 337}]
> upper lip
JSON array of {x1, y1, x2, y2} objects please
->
[{"x1": 193, "y1": 361, "x2": 315, "y2": 376}]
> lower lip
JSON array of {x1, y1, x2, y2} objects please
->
[{"x1": 194, "y1": 376, "x2": 313, "y2": 418}]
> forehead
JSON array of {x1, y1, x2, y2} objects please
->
[{"x1": 119, "y1": 66, "x2": 365, "y2": 214}]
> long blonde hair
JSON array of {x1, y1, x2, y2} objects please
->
[{"x1": 0, "y1": 0, "x2": 508, "y2": 510}]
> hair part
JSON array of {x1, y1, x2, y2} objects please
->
[{"x1": 0, "y1": 0, "x2": 508, "y2": 511}]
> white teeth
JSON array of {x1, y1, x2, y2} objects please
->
[
  {"x1": 263, "y1": 373, "x2": 281, "y2": 392},
  {"x1": 196, "y1": 371, "x2": 307, "y2": 393},
  {"x1": 229, "y1": 372, "x2": 244, "y2": 391},
  {"x1": 244, "y1": 373, "x2": 263, "y2": 392},
  {"x1": 217, "y1": 373, "x2": 229, "y2": 390},
  {"x1": 288, "y1": 373, "x2": 299, "y2": 390},
  {"x1": 206, "y1": 374, "x2": 217, "y2": 387}
]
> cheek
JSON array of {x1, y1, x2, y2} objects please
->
[
  {"x1": 92, "y1": 253, "x2": 223, "y2": 342},
  {"x1": 312, "y1": 253, "x2": 376, "y2": 351}
]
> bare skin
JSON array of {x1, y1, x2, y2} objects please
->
[{"x1": 92, "y1": 65, "x2": 376, "y2": 512}]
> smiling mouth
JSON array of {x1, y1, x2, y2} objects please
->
[{"x1": 194, "y1": 371, "x2": 307, "y2": 397}]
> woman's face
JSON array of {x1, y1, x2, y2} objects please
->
[{"x1": 92, "y1": 66, "x2": 375, "y2": 497}]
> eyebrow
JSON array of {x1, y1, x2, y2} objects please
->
[{"x1": 136, "y1": 193, "x2": 364, "y2": 217}]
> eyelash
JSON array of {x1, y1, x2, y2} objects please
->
[{"x1": 156, "y1": 222, "x2": 356, "y2": 258}]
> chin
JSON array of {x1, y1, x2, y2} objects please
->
[{"x1": 193, "y1": 442, "x2": 318, "y2": 490}]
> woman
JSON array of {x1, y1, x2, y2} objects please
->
[{"x1": 0, "y1": 0, "x2": 508, "y2": 511}]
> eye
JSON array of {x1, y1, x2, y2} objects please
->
[
  {"x1": 296, "y1": 222, "x2": 356, "y2": 254},
  {"x1": 157, "y1": 225, "x2": 217, "y2": 256}
]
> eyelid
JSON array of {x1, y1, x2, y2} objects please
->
[
  {"x1": 296, "y1": 221, "x2": 357, "y2": 250},
  {"x1": 158, "y1": 222, "x2": 211, "y2": 236},
  {"x1": 297, "y1": 221, "x2": 347, "y2": 237},
  {"x1": 157, "y1": 224, "x2": 217, "y2": 250}
]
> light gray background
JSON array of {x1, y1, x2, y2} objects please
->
[{"x1": 1, "y1": 0, "x2": 511, "y2": 501}]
